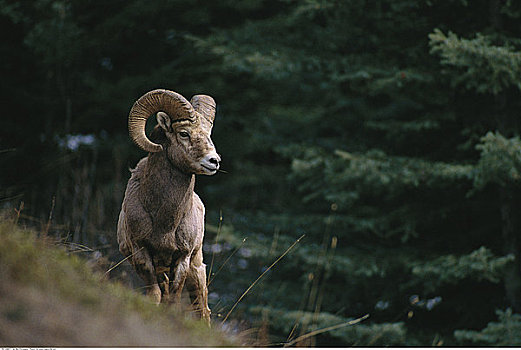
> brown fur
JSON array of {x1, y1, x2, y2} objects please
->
[{"x1": 117, "y1": 111, "x2": 220, "y2": 325}]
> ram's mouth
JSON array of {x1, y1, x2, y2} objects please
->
[{"x1": 200, "y1": 164, "x2": 218, "y2": 174}]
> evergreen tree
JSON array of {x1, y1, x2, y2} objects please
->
[
  {"x1": 194, "y1": 0, "x2": 521, "y2": 345},
  {"x1": 3, "y1": 0, "x2": 521, "y2": 346}
]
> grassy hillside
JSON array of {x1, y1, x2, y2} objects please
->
[{"x1": 0, "y1": 217, "x2": 237, "y2": 347}]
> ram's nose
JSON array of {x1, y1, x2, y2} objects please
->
[
  {"x1": 201, "y1": 153, "x2": 221, "y2": 174},
  {"x1": 208, "y1": 155, "x2": 220, "y2": 167}
]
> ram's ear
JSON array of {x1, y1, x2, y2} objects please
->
[{"x1": 156, "y1": 112, "x2": 172, "y2": 132}]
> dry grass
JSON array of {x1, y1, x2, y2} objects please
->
[{"x1": 0, "y1": 216, "x2": 237, "y2": 347}]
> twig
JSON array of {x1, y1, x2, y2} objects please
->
[
  {"x1": 283, "y1": 314, "x2": 370, "y2": 347},
  {"x1": 208, "y1": 237, "x2": 247, "y2": 286},
  {"x1": 13, "y1": 201, "x2": 24, "y2": 225},
  {"x1": 43, "y1": 196, "x2": 56, "y2": 236},
  {"x1": 105, "y1": 247, "x2": 144, "y2": 276},
  {"x1": 296, "y1": 209, "x2": 336, "y2": 346},
  {"x1": 221, "y1": 234, "x2": 305, "y2": 324},
  {"x1": 61, "y1": 241, "x2": 95, "y2": 253},
  {"x1": 286, "y1": 322, "x2": 300, "y2": 345},
  {"x1": 207, "y1": 210, "x2": 223, "y2": 285},
  {"x1": 0, "y1": 193, "x2": 24, "y2": 203}
]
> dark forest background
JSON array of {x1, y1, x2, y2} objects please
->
[{"x1": 2, "y1": 0, "x2": 521, "y2": 346}]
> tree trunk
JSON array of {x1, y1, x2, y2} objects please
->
[
  {"x1": 489, "y1": 0, "x2": 521, "y2": 307},
  {"x1": 500, "y1": 187, "x2": 521, "y2": 312},
  {"x1": 494, "y1": 91, "x2": 521, "y2": 312}
]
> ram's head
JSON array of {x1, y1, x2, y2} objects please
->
[{"x1": 128, "y1": 89, "x2": 220, "y2": 175}]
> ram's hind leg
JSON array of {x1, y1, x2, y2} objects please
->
[
  {"x1": 186, "y1": 247, "x2": 211, "y2": 325},
  {"x1": 132, "y1": 246, "x2": 161, "y2": 304}
]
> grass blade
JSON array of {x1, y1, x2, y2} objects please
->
[
  {"x1": 283, "y1": 314, "x2": 370, "y2": 347},
  {"x1": 221, "y1": 234, "x2": 305, "y2": 324}
]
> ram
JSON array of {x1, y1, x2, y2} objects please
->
[{"x1": 117, "y1": 89, "x2": 220, "y2": 324}]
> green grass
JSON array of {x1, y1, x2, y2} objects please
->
[{"x1": 0, "y1": 216, "x2": 237, "y2": 346}]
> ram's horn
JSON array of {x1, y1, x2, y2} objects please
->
[
  {"x1": 190, "y1": 95, "x2": 216, "y2": 124},
  {"x1": 128, "y1": 89, "x2": 195, "y2": 152}
]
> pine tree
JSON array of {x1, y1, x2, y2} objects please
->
[
  {"x1": 4, "y1": 0, "x2": 521, "y2": 346},
  {"x1": 195, "y1": 0, "x2": 521, "y2": 345}
]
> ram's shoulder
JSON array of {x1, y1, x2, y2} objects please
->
[{"x1": 192, "y1": 192, "x2": 205, "y2": 215}]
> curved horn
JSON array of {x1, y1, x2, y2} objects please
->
[
  {"x1": 128, "y1": 89, "x2": 195, "y2": 152},
  {"x1": 191, "y1": 95, "x2": 216, "y2": 123}
]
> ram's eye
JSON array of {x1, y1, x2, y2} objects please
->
[{"x1": 179, "y1": 131, "x2": 190, "y2": 138}]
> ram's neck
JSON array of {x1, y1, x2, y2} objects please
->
[{"x1": 141, "y1": 151, "x2": 195, "y2": 233}]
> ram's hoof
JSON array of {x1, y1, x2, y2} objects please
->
[{"x1": 147, "y1": 284, "x2": 162, "y2": 305}]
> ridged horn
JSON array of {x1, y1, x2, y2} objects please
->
[
  {"x1": 128, "y1": 89, "x2": 195, "y2": 152},
  {"x1": 190, "y1": 95, "x2": 216, "y2": 123}
]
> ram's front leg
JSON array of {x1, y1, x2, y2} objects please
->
[
  {"x1": 186, "y1": 247, "x2": 211, "y2": 325},
  {"x1": 132, "y1": 246, "x2": 162, "y2": 304},
  {"x1": 168, "y1": 254, "x2": 191, "y2": 306}
]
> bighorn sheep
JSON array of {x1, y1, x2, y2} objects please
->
[{"x1": 117, "y1": 89, "x2": 220, "y2": 324}]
